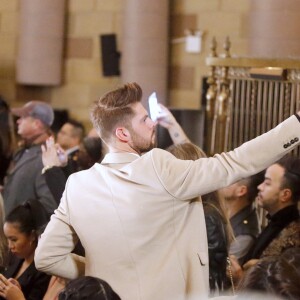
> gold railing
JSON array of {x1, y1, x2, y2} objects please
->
[{"x1": 205, "y1": 37, "x2": 300, "y2": 157}]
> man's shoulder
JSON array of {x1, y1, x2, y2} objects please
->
[
  {"x1": 261, "y1": 219, "x2": 300, "y2": 258},
  {"x1": 147, "y1": 148, "x2": 175, "y2": 160},
  {"x1": 68, "y1": 164, "x2": 98, "y2": 179},
  {"x1": 281, "y1": 218, "x2": 300, "y2": 234},
  {"x1": 231, "y1": 205, "x2": 260, "y2": 237}
]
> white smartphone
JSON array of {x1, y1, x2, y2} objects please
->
[{"x1": 148, "y1": 92, "x2": 161, "y2": 121}]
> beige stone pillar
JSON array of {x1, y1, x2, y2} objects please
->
[
  {"x1": 16, "y1": 0, "x2": 66, "y2": 85},
  {"x1": 248, "y1": 0, "x2": 300, "y2": 58},
  {"x1": 121, "y1": 0, "x2": 169, "y2": 105}
]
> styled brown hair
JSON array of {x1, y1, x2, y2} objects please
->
[{"x1": 90, "y1": 82, "x2": 142, "y2": 142}]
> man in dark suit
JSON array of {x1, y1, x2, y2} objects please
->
[{"x1": 3, "y1": 101, "x2": 57, "y2": 217}]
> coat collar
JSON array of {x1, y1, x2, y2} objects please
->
[
  {"x1": 101, "y1": 152, "x2": 140, "y2": 165},
  {"x1": 266, "y1": 204, "x2": 299, "y2": 225}
]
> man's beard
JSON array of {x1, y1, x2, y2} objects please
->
[{"x1": 128, "y1": 129, "x2": 157, "y2": 154}]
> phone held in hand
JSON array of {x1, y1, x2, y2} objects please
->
[
  {"x1": 148, "y1": 92, "x2": 161, "y2": 121},
  {"x1": 57, "y1": 149, "x2": 66, "y2": 163}
]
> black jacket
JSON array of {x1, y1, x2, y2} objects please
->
[
  {"x1": 1, "y1": 256, "x2": 51, "y2": 300},
  {"x1": 204, "y1": 205, "x2": 229, "y2": 293}
]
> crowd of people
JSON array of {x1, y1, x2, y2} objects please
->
[{"x1": 0, "y1": 82, "x2": 299, "y2": 300}]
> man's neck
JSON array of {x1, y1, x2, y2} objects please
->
[
  {"x1": 107, "y1": 143, "x2": 140, "y2": 155},
  {"x1": 23, "y1": 131, "x2": 50, "y2": 147},
  {"x1": 266, "y1": 202, "x2": 294, "y2": 217}
]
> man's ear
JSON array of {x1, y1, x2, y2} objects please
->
[
  {"x1": 34, "y1": 119, "x2": 45, "y2": 130},
  {"x1": 115, "y1": 127, "x2": 130, "y2": 142},
  {"x1": 280, "y1": 188, "x2": 292, "y2": 203},
  {"x1": 236, "y1": 185, "x2": 247, "y2": 197}
]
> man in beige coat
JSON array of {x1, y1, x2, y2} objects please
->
[{"x1": 35, "y1": 82, "x2": 300, "y2": 300}]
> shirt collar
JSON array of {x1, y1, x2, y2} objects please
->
[{"x1": 101, "y1": 152, "x2": 140, "y2": 165}]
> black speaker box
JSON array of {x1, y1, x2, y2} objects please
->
[{"x1": 100, "y1": 34, "x2": 121, "y2": 76}]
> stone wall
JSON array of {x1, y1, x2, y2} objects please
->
[{"x1": 2, "y1": 0, "x2": 297, "y2": 129}]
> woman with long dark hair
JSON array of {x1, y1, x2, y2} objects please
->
[{"x1": 0, "y1": 201, "x2": 50, "y2": 300}]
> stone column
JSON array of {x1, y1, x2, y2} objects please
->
[
  {"x1": 121, "y1": 0, "x2": 169, "y2": 105},
  {"x1": 248, "y1": 0, "x2": 300, "y2": 58},
  {"x1": 16, "y1": 0, "x2": 66, "y2": 85}
]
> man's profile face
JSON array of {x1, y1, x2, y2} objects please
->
[
  {"x1": 16, "y1": 116, "x2": 37, "y2": 139},
  {"x1": 127, "y1": 102, "x2": 157, "y2": 154},
  {"x1": 256, "y1": 164, "x2": 284, "y2": 214},
  {"x1": 57, "y1": 123, "x2": 79, "y2": 150}
]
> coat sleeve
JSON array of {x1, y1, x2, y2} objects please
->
[
  {"x1": 43, "y1": 166, "x2": 67, "y2": 206},
  {"x1": 34, "y1": 181, "x2": 86, "y2": 279},
  {"x1": 34, "y1": 158, "x2": 58, "y2": 216},
  {"x1": 152, "y1": 115, "x2": 300, "y2": 200}
]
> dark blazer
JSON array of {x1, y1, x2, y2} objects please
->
[
  {"x1": 1, "y1": 256, "x2": 51, "y2": 300},
  {"x1": 3, "y1": 144, "x2": 57, "y2": 216}
]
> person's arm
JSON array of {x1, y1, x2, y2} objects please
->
[
  {"x1": 34, "y1": 182, "x2": 85, "y2": 280},
  {"x1": 43, "y1": 167, "x2": 67, "y2": 206},
  {"x1": 157, "y1": 104, "x2": 190, "y2": 145},
  {"x1": 154, "y1": 114, "x2": 300, "y2": 200},
  {"x1": 34, "y1": 136, "x2": 69, "y2": 212},
  {"x1": 34, "y1": 161, "x2": 58, "y2": 216}
]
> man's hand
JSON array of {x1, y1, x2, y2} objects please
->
[
  {"x1": 157, "y1": 104, "x2": 177, "y2": 129},
  {"x1": 157, "y1": 104, "x2": 190, "y2": 145},
  {"x1": 41, "y1": 136, "x2": 68, "y2": 168}
]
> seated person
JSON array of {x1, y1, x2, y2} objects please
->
[
  {"x1": 219, "y1": 172, "x2": 265, "y2": 263},
  {"x1": 0, "y1": 201, "x2": 51, "y2": 300},
  {"x1": 230, "y1": 156, "x2": 300, "y2": 283},
  {"x1": 58, "y1": 276, "x2": 120, "y2": 300}
]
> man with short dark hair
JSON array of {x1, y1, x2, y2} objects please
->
[
  {"x1": 56, "y1": 119, "x2": 85, "y2": 153},
  {"x1": 3, "y1": 101, "x2": 57, "y2": 217},
  {"x1": 219, "y1": 172, "x2": 264, "y2": 262},
  {"x1": 35, "y1": 83, "x2": 300, "y2": 300},
  {"x1": 242, "y1": 156, "x2": 300, "y2": 266},
  {"x1": 229, "y1": 156, "x2": 300, "y2": 283}
]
